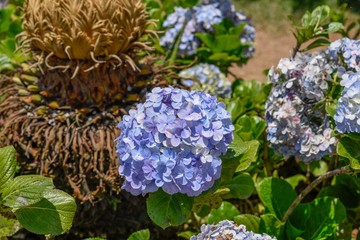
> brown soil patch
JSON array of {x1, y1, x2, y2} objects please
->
[{"x1": 229, "y1": 27, "x2": 296, "y2": 82}]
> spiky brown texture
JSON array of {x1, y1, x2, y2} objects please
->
[
  {"x1": 0, "y1": 60, "x2": 182, "y2": 202},
  {"x1": 18, "y1": 0, "x2": 156, "y2": 74}
]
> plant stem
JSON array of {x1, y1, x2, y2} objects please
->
[
  {"x1": 190, "y1": 211, "x2": 200, "y2": 230},
  {"x1": 281, "y1": 166, "x2": 351, "y2": 223},
  {"x1": 262, "y1": 132, "x2": 271, "y2": 177},
  {"x1": 45, "y1": 235, "x2": 55, "y2": 240},
  {"x1": 292, "y1": 42, "x2": 301, "y2": 58}
]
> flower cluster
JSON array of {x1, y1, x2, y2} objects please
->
[
  {"x1": 327, "y1": 37, "x2": 360, "y2": 72},
  {"x1": 334, "y1": 71, "x2": 360, "y2": 133},
  {"x1": 116, "y1": 87, "x2": 234, "y2": 196},
  {"x1": 190, "y1": 220, "x2": 277, "y2": 240},
  {"x1": 266, "y1": 51, "x2": 337, "y2": 162},
  {"x1": 327, "y1": 38, "x2": 360, "y2": 133},
  {"x1": 160, "y1": 0, "x2": 255, "y2": 57},
  {"x1": 179, "y1": 63, "x2": 232, "y2": 98}
]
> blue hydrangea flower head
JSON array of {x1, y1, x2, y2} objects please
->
[
  {"x1": 266, "y1": 51, "x2": 338, "y2": 162},
  {"x1": 334, "y1": 71, "x2": 360, "y2": 133},
  {"x1": 190, "y1": 220, "x2": 277, "y2": 240},
  {"x1": 160, "y1": 0, "x2": 255, "y2": 57},
  {"x1": 116, "y1": 86, "x2": 234, "y2": 196},
  {"x1": 179, "y1": 63, "x2": 232, "y2": 98},
  {"x1": 327, "y1": 38, "x2": 360, "y2": 72}
]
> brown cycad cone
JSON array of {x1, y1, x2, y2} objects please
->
[{"x1": 17, "y1": 0, "x2": 157, "y2": 108}]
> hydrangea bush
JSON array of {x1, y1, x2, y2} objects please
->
[
  {"x1": 160, "y1": 0, "x2": 255, "y2": 58},
  {"x1": 191, "y1": 220, "x2": 277, "y2": 240},
  {"x1": 179, "y1": 63, "x2": 232, "y2": 98},
  {"x1": 116, "y1": 86, "x2": 234, "y2": 196},
  {"x1": 115, "y1": 5, "x2": 360, "y2": 240},
  {"x1": 266, "y1": 51, "x2": 338, "y2": 161},
  {"x1": 328, "y1": 38, "x2": 360, "y2": 133}
]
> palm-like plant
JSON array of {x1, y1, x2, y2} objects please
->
[{"x1": 0, "y1": 0, "x2": 178, "y2": 202}]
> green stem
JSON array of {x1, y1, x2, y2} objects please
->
[
  {"x1": 190, "y1": 211, "x2": 200, "y2": 230},
  {"x1": 281, "y1": 166, "x2": 351, "y2": 223},
  {"x1": 263, "y1": 132, "x2": 271, "y2": 177},
  {"x1": 167, "y1": 20, "x2": 187, "y2": 65}
]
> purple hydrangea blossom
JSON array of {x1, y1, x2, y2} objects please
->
[
  {"x1": 334, "y1": 71, "x2": 360, "y2": 133},
  {"x1": 179, "y1": 63, "x2": 232, "y2": 98},
  {"x1": 116, "y1": 87, "x2": 234, "y2": 196},
  {"x1": 190, "y1": 220, "x2": 277, "y2": 240},
  {"x1": 266, "y1": 51, "x2": 338, "y2": 162},
  {"x1": 160, "y1": 0, "x2": 255, "y2": 57}
]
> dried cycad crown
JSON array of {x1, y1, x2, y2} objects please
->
[{"x1": 18, "y1": 0, "x2": 156, "y2": 72}]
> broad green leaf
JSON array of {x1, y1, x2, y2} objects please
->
[
  {"x1": 220, "y1": 173, "x2": 254, "y2": 199},
  {"x1": 0, "y1": 8, "x2": 14, "y2": 34},
  {"x1": 234, "y1": 214, "x2": 260, "y2": 232},
  {"x1": 127, "y1": 229, "x2": 150, "y2": 240},
  {"x1": 311, "y1": 5, "x2": 330, "y2": 26},
  {"x1": 0, "y1": 215, "x2": 21, "y2": 237},
  {"x1": 222, "y1": 133, "x2": 248, "y2": 160},
  {"x1": 259, "y1": 214, "x2": 285, "y2": 239},
  {"x1": 258, "y1": 178, "x2": 297, "y2": 219},
  {"x1": 1, "y1": 175, "x2": 54, "y2": 208},
  {"x1": 285, "y1": 221, "x2": 304, "y2": 240},
  {"x1": 318, "y1": 175, "x2": 360, "y2": 209},
  {"x1": 301, "y1": 11, "x2": 312, "y2": 27},
  {"x1": 236, "y1": 140, "x2": 260, "y2": 172},
  {"x1": 337, "y1": 137, "x2": 360, "y2": 169},
  {"x1": 207, "y1": 201, "x2": 240, "y2": 224},
  {"x1": 14, "y1": 189, "x2": 76, "y2": 235},
  {"x1": 285, "y1": 174, "x2": 306, "y2": 189},
  {"x1": 0, "y1": 146, "x2": 17, "y2": 191},
  {"x1": 327, "y1": 22, "x2": 344, "y2": 33},
  {"x1": 147, "y1": 189, "x2": 193, "y2": 229},
  {"x1": 300, "y1": 197, "x2": 346, "y2": 240}
]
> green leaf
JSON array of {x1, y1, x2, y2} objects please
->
[
  {"x1": 311, "y1": 5, "x2": 330, "y2": 26},
  {"x1": 285, "y1": 174, "x2": 306, "y2": 189},
  {"x1": 318, "y1": 175, "x2": 360, "y2": 209},
  {"x1": 300, "y1": 197, "x2": 346, "y2": 240},
  {"x1": 220, "y1": 173, "x2": 254, "y2": 199},
  {"x1": 303, "y1": 39, "x2": 330, "y2": 51},
  {"x1": 195, "y1": 33, "x2": 215, "y2": 49},
  {"x1": 222, "y1": 133, "x2": 248, "y2": 160},
  {"x1": 259, "y1": 214, "x2": 285, "y2": 239},
  {"x1": 0, "y1": 215, "x2": 21, "y2": 237},
  {"x1": 234, "y1": 214, "x2": 260, "y2": 232},
  {"x1": 14, "y1": 189, "x2": 76, "y2": 235},
  {"x1": 207, "y1": 201, "x2": 240, "y2": 224},
  {"x1": 285, "y1": 221, "x2": 304, "y2": 240},
  {"x1": 236, "y1": 140, "x2": 260, "y2": 172},
  {"x1": 147, "y1": 189, "x2": 193, "y2": 229},
  {"x1": 310, "y1": 160, "x2": 328, "y2": 177},
  {"x1": 127, "y1": 229, "x2": 150, "y2": 240},
  {"x1": 258, "y1": 178, "x2": 297, "y2": 220},
  {"x1": 337, "y1": 137, "x2": 360, "y2": 169},
  {"x1": 1, "y1": 175, "x2": 54, "y2": 208},
  {"x1": 0, "y1": 146, "x2": 17, "y2": 192},
  {"x1": 327, "y1": 22, "x2": 344, "y2": 33},
  {"x1": 301, "y1": 11, "x2": 312, "y2": 27},
  {"x1": 177, "y1": 231, "x2": 196, "y2": 240}
]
